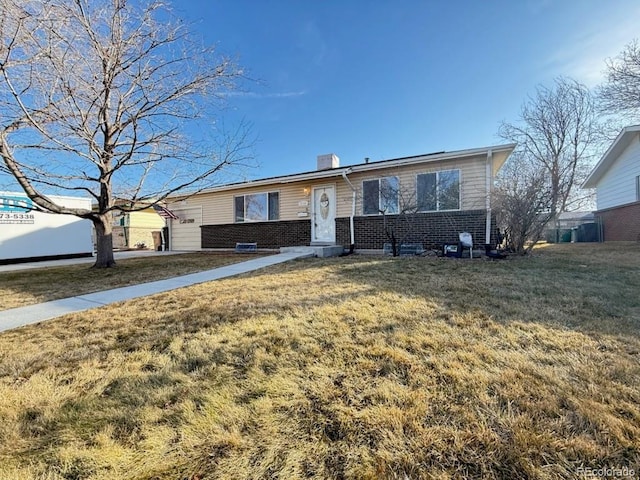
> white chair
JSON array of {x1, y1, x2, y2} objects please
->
[{"x1": 459, "y1": 232, "x2": 473, "y2": 259}]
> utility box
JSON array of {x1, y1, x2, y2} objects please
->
[
  {"x1": 574, "y1": 222, "x2": 599, "y2": 242},
  {"x1": 0, "y1": 192, "x2": 93, "y2": 263},
  {"x1": 443, "y1": 244, "x2": 459, "y2": 257}
]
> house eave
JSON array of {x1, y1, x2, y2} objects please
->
[
  {"x1": 180, "y1": 143, "x2": 517, "y2": 197},
  {"x1": 582, "y1": 124, "x2": 640, "y2": 188}
]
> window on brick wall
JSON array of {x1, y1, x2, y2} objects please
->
[
  {"x1": 234, "y1": 192, "x2": 279, "y2": 222},
  {"x1": 363, "y1": 177, "x2": 399, "y2": 215},
  {"x1": 417, "y1": 169, "x2": 460, "y2": 211}
]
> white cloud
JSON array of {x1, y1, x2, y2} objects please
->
[{"x1": 541, "y1": 5, "x2": 640, "y2": 86}]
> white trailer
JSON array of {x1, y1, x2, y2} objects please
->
[{"x1": 0, "y1": 192, "x2": 93, "y2": 263}]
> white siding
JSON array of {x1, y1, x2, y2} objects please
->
[
  {"x1": 170, "y1": 206, "x2": 202, "y2": 251},
  {"x1": 596, "y1": 135, "x2": 640, "y2": 210},
  {"x1": 345, "y1": 155, "x2": 487, "y2": 215}
]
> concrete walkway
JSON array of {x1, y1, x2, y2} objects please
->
[{"x1": 0, "y1": 251, "x2": 313, "y2": 333}]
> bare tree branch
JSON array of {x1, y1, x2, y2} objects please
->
[
  {"x1": 597, "y1": 39, "x2": 640, "y2": 122},
  {"x1": 0, "y1": 0, "x2": 252, "y2": 267},
  {"x1": 498, "y1": 77, "x2": 601, "y2": 253}
]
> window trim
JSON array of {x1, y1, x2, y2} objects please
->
[
  {"x1": 416, "y1": 169, "x2": 461, "y2": 212},
  {"x1": 362, "y1": 176, "x2": 400, "y2": 216},
  {"x1": 234, "y1": 190, "x2": 280, "y2": 223}
]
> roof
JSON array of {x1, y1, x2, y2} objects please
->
[
  {"x1": 557, "y1": 211, "x2": 594, "y2": 221},
  {"x1": 187, "y1": 143, "x2": 516, "y2": 196},
  {"x1": 582, "y1": 125, "x2": 640, "y2": 188}
]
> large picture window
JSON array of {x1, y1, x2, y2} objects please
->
[
  {"x1": 417, "y1": 170, "x2": 460, "y2": 211},
  {"x1": 363, "y1": 177, "x2": 399, "y2": 215},
  {"x1": 234, "y1": 192, "x2": 279, "y2": 222}
]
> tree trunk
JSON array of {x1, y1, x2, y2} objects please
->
[{"x1": 93, "y1": 215, "x2": 116, "y2": 268}]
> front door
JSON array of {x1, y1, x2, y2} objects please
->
[{"x1": 312, "y1": 185, "x2": 336, "y2": 243}]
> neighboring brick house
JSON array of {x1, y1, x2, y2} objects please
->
[
  {"x1": 583, "y1": 125, "x2": 640, "y2": 242},
  {"x1": 166, "y1": 143, "x2": 515, "y2": 252}
]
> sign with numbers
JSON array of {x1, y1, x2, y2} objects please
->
[
  {"x1": 0, "y1": 195, "x2": 35, "y2": 224},
  {"x1": 0, "y1": 212, "x2": 35, "y2": 224}
]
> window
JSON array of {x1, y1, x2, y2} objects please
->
[
  {"x1": 636, "y1": 175, "x2": 640, "y2": 202},
  {"x1": 234, "y1": 192, "x2": 279, "y2": 222},
  {"x1": 363, "y1": 177, "x2": 399, "y2": 215},
  {"x1": 417, "y1": 170, "x2": 460, "y2": 211}
]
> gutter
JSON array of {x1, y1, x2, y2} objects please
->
[{"x1": 341, "y1": 168, "x2": 356, "y2": 252}]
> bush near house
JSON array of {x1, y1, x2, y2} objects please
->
[{"x1": 0, "y1": 244, "x2": 638, "y2": 479}]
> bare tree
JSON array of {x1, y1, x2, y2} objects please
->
[
  {"x1": 369, "y1": 172, "x2": 464, "y2": 256},
  {"x1": 598, "y1": 39, "x2": 640, "y2": 122},
  {"x1": 493, "y1": 156, "x2": 552, "y2": 254},
  {"x1": 378, "y1": 180, "x2": 419, "y2": 257},
  {"x1": 498, "y1": 77, "x2": 600, "y2": 252},
  {"x1": 0, "y1": 0, "x2": 251, "y2": 267}
]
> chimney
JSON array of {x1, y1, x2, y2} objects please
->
[{"x1": 317, "y1": 153, "x2": 340, "y2": 171}]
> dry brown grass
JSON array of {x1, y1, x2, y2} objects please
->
[
  {"x1": 0, "y1": 252, "x2": 268, "y2": 310},
  {"x1": 0, "y1": 243, "x2": 639, "y2": 479}
]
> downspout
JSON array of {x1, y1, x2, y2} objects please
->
[
  {"x1": 341, "y1": 168, "x2": 356, "y2": 253},
  {"x1": 485, "y1": 150, "x2": 493, "y2": 246}
]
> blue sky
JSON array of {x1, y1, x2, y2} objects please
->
[{"x1": 178, "y1": 1, "x2": 638, "y2": 180}]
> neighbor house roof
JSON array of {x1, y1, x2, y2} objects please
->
[
  {"x1": 188, "y1": 143, "x2": 516, "y2": 196},
  {"x1": 557, "y1": 211, "x2": 595, "y2": 221},
  {"x1": 582, "y1": 124, "x2": 640, "y2": 189}
]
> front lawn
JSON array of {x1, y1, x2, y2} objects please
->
[
  {"x1": 0, "y1": 243, "x2": 638, "y2": 479},
  {"x1": 0, "y1": 252, "x2": 268, "y2": 310}
]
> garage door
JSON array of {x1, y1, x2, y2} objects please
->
[{"x1": 170, "y1": 207, "x2": 202, "y2": 251}]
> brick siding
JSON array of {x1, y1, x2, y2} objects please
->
[
  {"x1": 201, "y1": 210, "x2": 495, "y2": 250},
  {"x1": 201, "y1": 219, "x2": 310, "y2": 249},
  {"x1": 339, "y1": 210, "x2": 494, "y2": 250},
  {"x1": 595, "y1": 202, "x2": 640, "y2": 241}
]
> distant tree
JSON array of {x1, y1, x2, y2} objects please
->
[
  {"x1": 498, "y1": 77, "x2": 601, "y2": 252},
  {"x1": 0, "y1": 0, "x2": 251, "y2": 268},
  {"x1": 597, "y1": 39, "x2": 640, "y2": 121}
]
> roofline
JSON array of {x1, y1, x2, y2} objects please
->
[
  {"x1": 582, "y1": 124, "x2": 640, "y2": 188},
  {"x1": 185, "y1": 143, "x2": 517, "y2": 196}
]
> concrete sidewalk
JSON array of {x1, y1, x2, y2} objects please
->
[{"x1": 0, "y1": 251, "x2": 313, "y2": 333}]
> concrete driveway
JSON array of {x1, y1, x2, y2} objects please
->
[{"x1": 0, "y1": 250, "x2": 188, "y2": 273}]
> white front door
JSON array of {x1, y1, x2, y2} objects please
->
[{"x1": 312, "y1": 185, "x2": 336, "y2": 243}]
